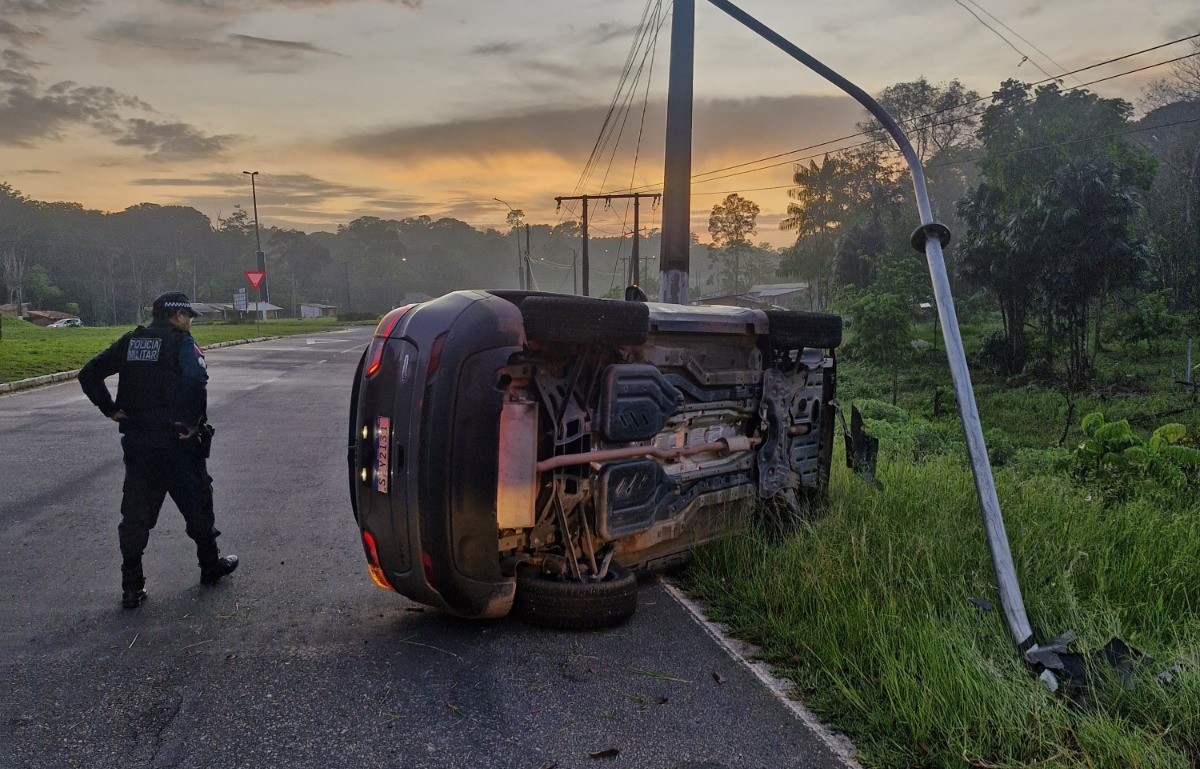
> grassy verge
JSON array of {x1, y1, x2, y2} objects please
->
[
  {"x1": 0, "y1": 316, "x2": 365, "y2": 383},
  {"x1": 683, "y1": 325, "x2": 1200, "y2": 767},
  {"x1": 684, "y1": 451, "x2": 1199, "y2": 767}
]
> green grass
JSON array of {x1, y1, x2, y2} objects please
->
[
  {"x1": 0, "y1": 316, "x2": 363, "y2": 383},
  {"x1": 684, "y1": 453, "x2": 1200, "y2": 768},
  {"x1": 684, "y1": 318, "x2": 1200, "y2": 767}
]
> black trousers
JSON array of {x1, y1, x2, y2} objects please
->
[{"x1": 119, "y1": 433, "x2": 220, "y2": 590}]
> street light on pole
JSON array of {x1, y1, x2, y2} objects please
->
[
  {"x1": 493, "y1": 197, "x2": 526, "y2": 289},
  {"x1": 242, "y1": 170, "x2": 268, "y2": 320}
]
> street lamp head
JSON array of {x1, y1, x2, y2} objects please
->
[{"x1": 243, "y1": 170, "x2": 258, "y2": 176}]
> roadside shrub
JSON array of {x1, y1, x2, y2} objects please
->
[
  {"x1": 984, "y1": 427, "x2": 1017, "y2": 467},
  {"x1": 338, "y1": 311, "x2": 379, "y2": 322},
  {"x1": 1071, "y1": 412, "x2": 1200, "y2": 500},
  {"x1": 854, "y1": 398, "x2": 909, "y2": 424}
]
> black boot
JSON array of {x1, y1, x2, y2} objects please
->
[
  {"x1": 122, "y1": 587, "x2": 147, "y2": 609},
  {"x1": 200, "y1": 555, "x2": 239, "y2": 586}
]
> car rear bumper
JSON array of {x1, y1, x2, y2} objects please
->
[{"x1": 352, "y1": 291, "x2": 523, "y2": 618}]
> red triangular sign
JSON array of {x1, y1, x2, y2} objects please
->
[{"x1": 244, "y1": 270, "x2": 266, "y2": 289}]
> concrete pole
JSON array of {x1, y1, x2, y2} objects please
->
[{"x1": 660, "y1": 0, "x2": 694, "y2": 305}]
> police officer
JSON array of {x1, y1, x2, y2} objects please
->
[{"x1": 79, "y1": 291, "x2": 238, "y2": 608}]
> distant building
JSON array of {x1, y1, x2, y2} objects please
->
[
  {"x1": 191, "y1": 302, "x2": 234, "y2": 321},
  {"x1": 300, "y1": 303, "x2": 338, "y2": 319},
  {"x1": 692, "y1": 292, "x2": 777, "y2": 310},
  {"x1": 24, "y1": 310, "x2": 77, "y2": 326},
  {"x1": 747, "y1": 282, "x2": 812, "y2": 309},
  {"x1": 245, "y1": 302, "x2": 284, "y2": 320}
]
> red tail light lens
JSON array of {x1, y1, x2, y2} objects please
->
[
  {"x1": 374, "y1": 304, "x2": 415, "y2": 339},
  {"x1": 365, "y1": 338, "x2": 387, "y2": 377},
  {"x1": 426, "y1": 332, "x2": 449, "y2": 376},
  {"x1": 422, "y1": 550, "x2": 438, "y2": 589},
  {"x1": 361, "y1": 530, "x2": 394, "y2": 591},
  {"x1": 365, "y1": 304, "x2": 417, "y2": 378}
]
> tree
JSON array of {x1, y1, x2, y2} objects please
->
[
  {"x1": 778, "y1": 155, "x2": 853, "y2": 305},
  {"x1": 1142, "y1": 40, "x2": 1200, "y2": 110},
  {"x1": 858, "y1": 77, "x2": 982, "y2": 164},
  {"x1": 706, "y1": 193, "x2": 759, "y2": 295},
  {"x1": 957, "y1": 81, "x2": 1157, "y2": 379},
  {"x1": 1031, "y1": 157, "x2": 1144, "y2": 386},
  {"x1": 269, "y1": 229, "x2": 330, "y2": 316}
]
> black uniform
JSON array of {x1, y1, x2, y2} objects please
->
[{"x1": 79, "y1": 320, "x2": 221, "y2": 592}]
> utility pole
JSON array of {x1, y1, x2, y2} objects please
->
[
  {"x1": 493, "y1": 198, "x2": 525, "y2": 289},
  {"x1": 555, "y1": 192, "x2": 659, "y2": 297},
  {"x1": 660, "y1": 0, "x2": 694, "y2": 304},
  {"x1": 243, "y1": 170, "x2": 268, "y2": 320},
  {"x1": 571, "y1": 248, "x2": 578, "y2": 294},
  {"x1": 524, "y1": 223, "x2": 533, "y2": 290}
]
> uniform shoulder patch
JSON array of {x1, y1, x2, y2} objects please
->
[
  {"x1": 194, "y1": 343, "x2": 207, "y2": 370},
  {"x1": 127, "y1": 337, "x2": 162, "y2": 362}
]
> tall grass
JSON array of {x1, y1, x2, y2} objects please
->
[{"x1": 684, "y1": 450, "x2": 1200, "y2": 767}]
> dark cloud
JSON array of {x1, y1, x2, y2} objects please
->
[
  {"x1": 93, "y1": 20, "x2": 338, "y2": 72},
  {"x1": 1, "y1": 49, "x2": 41, "y2": 88},
  {"x1": 115, "y1": 119, "x2": 238, "y2": 161},
  {"x1": 471, "y1": 41, "x2": 519, "y2": 57},
  {"x1": 162, "y1": 0, "x2": 422, "y2": 12},
  {"x1": 0, "y1": 80, "x2": 148, "y2": 146},
  {"x1": 229, "y1": 34, "x2": 336, "y2": 56},
  {"x1": 337, "y1": 95, "x2": 865, "y2": 169},
  {"x1": 132, "y1": 172, "x2": 385, "y2": 202},
  {"x1": 588, "y1": 22, "x2": 640, "y2": 45},
  {"x1": 12, "y1": 168, "x2": 58, "y2": 174},
  {"x1": 0, "y1": 0, "x2": 93, "y2": 16},
  {"x1": 130, "y1": 172, "x2": 412, "y2": 225},
  {"x1": 0, "y1": 20, "x2": 46, "y2": 46},
  {"x1": 0, "y1": 49, "x2": 235, "y2": 159}
]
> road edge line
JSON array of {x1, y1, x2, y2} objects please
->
[{"x1": 660, "y1": 578, "x2": 863, "y2": 769}]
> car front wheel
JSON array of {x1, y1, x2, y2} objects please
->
[{"x1": 513, "y1": 563, "x2": 638, "y2": 630}]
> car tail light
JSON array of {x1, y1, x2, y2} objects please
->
[
  {"x1": 421, "y1": 550, "x2": 438, "y2": 589},
  {"x1": 364, "y1": 304, "x2": 416, "y2": 378},
  {"x1": 426, "y1": 332, "x2": 449, "y2": 376},
  {"x1": 361, "y1": 530, "x2": 394, "y2": 591}
]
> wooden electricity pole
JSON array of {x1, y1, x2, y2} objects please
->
[{"x1": 555, "y1": 192, "x2": 660, "y2": 296}]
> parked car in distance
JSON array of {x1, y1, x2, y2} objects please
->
[
  {"x1": 47, "y1": 317, "x2": 83, "y2": 328},
  {"x1": 348, "y1": 290, "x2": 842, "y2": 629}
]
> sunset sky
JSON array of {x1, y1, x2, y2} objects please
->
[{"x1": 2, "y1": 0, "x2": 1197, "y2": 249}]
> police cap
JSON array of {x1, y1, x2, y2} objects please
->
[{"x1": 152, "y1": 291, "x2": 199, "y2": 319}]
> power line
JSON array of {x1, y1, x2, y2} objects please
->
[
  {"x1": 601, "y1": 32, "x2": 1200, "y2": 195},
  {"x1": 953, "y1": 0, "x2": 1057, "y2": 80}
]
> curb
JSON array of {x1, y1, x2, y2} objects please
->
[
  {"x1": 0, "y1": 336, "x2": 281, "y2": 395},
  {"x1": 661, "y1": 578, "x2": 863, "y2": 769}
]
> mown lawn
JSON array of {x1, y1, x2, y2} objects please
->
[
  {"x1": 684, "y1": 320, "x2": 1200, "y2": 768},
  {"x1": 0, "y1": 316, "x2": 365, "y2": 383}
]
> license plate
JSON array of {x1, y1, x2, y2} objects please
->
[{"x1": 374, "y1": 416, "x2": 391, "y2": 494}]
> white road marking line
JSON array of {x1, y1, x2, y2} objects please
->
[{"x1": 660, "y1": 578, "x2": 863, "y2": 769}]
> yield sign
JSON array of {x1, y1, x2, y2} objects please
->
[{"x1": 244, "y1": 270, "x2": 266, "y2": 289}]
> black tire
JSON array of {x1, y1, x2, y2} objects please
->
[
  {"x1": 483, "y1": 289, "x2": 561, "y2": 309},
  {"x1": 514, "y1": 564, "x2": 638, "y2": 630},
  {"x1": 766, "y1": 309, "x2": 842, "y2": 350},
  {"x1": 521, "y1": 296, "x2": 649, "y2": 346}
]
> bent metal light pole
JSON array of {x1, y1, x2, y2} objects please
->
[{"x1": 703, "y1": 0, "x2": 1052, "y2": 682}]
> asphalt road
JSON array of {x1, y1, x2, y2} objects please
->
[{"x1": 0, "y1": 327, "x2": 853, "y2": 769}]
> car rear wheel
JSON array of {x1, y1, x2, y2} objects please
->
[
  {"x1": 514, "y1": 564, "x2": 638, "y2": 630},
  {"x1": 765, "y1": 310, "x2": 842, "y2": 350},
  {"x1": 521, "y1": 296, "x2": 649, "y2": 346}
]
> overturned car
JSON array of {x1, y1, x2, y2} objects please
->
[{"x1": 348, "y1": 290, "x2": 841, "y2": 628}]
